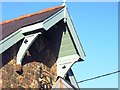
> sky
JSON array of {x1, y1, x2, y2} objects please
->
[{"x1": 1, "y1": 1, "x2": 118, "y2": 88}]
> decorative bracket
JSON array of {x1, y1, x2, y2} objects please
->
[
  {"x1": 17, "y1": 32, "x2": 41, "y2": 65},
  {"x1": 57, "y1": 54, "x2": 80, "y2": 78}
]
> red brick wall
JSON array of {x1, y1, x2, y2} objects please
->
[{"x1": 1, "y1": 58, "x2": 57, "y2": 88}]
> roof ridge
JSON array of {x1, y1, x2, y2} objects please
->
[{"x1": 0, "y1": 6, "x2": 64, "y2": 25}]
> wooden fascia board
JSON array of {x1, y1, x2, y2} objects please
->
[
  {"x1": 43, "y1": 8, "x2": 64, "y2": 30},
  {"x1": 0, "y1": 29, "x2": 24, "y2": 54},
  {"x1": 0, "y1": 8, "x2": 64, "y2": 54},
  {"x1": 66, "y1": 9, "x2": 85, "y2": 59},
  {"x1": 68, "y1": 68, "x2": 80, "y2": 89},
  {"x1": 21, "y1": 8, "x2": 64, "y2": 33}
]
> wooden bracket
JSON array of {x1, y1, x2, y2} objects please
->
[
  {"x1": 17, "y1": 32, "x2": 41, "y2": 65},
  {"x1": 57, "y1": 54, "x2": 80, "y2": 78}
]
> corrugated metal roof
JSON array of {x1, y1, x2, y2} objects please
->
[{"x1": 0, "y1": 6, "x2": 64, "y2": 40}]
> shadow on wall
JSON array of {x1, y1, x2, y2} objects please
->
[
  {"x1": 1, "y1": 39, "x2": 22, "y2": 69},
  {"x1": 1, "y1": 20, "x2": 65, "y2": 69}
]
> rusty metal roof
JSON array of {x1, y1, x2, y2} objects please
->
[{"x1": 0, "y1": 6, "x2": 64, "y2": 40}]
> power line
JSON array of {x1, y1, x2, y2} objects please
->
[{"x1": 77, "y1": 70, "x2": 120, "y2": 84}]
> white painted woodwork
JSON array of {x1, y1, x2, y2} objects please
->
[
  {"x1": 17, "y1": 33, "x2": 41, "y2": 64},
  {"x1": 57, "y1": 54, "x2": 80, "y2": 77}
]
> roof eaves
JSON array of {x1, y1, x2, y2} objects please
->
[{"x1": 0, "y1": 6, "x2": 64, "y2": 25}]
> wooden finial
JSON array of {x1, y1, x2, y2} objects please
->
[{"x1": 62, "y1": 0, "x2": 66, "y2": 6}]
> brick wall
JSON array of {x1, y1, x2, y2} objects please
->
[
  {"x1": 0, "y1": 35, "x2": 57, "y2": 89},
  {"x1": 1, "y1": 59, "x2": 57, "y2": 89}
]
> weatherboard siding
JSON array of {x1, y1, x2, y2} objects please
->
[{"x1": 59, "y1": 29, "x2": 76, "y2": 57}]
